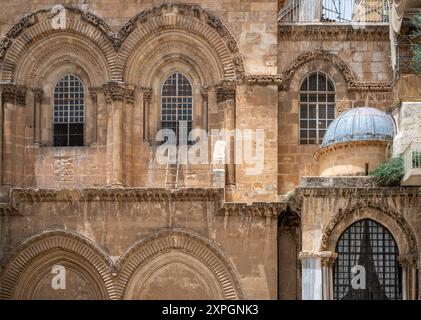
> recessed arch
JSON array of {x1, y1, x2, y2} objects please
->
[
  {"x1": 333, "y1": 218, "x2": 402, "y2": 300},
  {"x1": 0, "y1": 8, "x2": 116, "y2": 83},
  {"x1": 115, "y1": 228, "x2": 244, "y2": 300},
  {"x1": 120, "y1": 4, "x2": 243, "y2": 82},
  {"x1": 14, "y1": 33, "x2": 109, "y2": 87},
  {"x1": 321, "y1": 204, "x2": 418, "y2": 256},
  {"x1": 126, "y1": 33, "x2": 223, "y2": 86},
  {"x1": 0, "y1": 229, "x2": 116, "y2": 300}
]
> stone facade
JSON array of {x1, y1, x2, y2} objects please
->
[{"x1": 0, "y1": 1, "x2": 419, "y2": 300}]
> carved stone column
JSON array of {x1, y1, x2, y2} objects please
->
[
  {"x1": 0, "y1": 84, "x2": 26, "y2": 186},
  {"x1": 321, "y1": 251, "x2": 338, "y2": 300},
  {"x1": 398, "y1": 254, "x2": 418, "y2": 300},
  {"x1": 87, "y1": 88, "x2": 99, "y2": 146},
  {"x1": 200, "y1": 86, "x2": 209, "y2": 132},
  {"x1": 103, "y1": 82, "x2": 132, "y2": 188},
  {"x1": 215, "y1": 80, "x2": 236, "y2": 198},
  {"x1": 124, "y1": 86, "x2": 135, "y2": 186},
  {"x1": 142, "y1": 88, "x2": 152, "y2": 142},
  {"x1": 32, "y1": 88, "x2": 43, "y2": 146}
]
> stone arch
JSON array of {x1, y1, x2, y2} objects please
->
[
  {"x1": 119, "y1": 4, "x2": 244, "y2": 83},
  {"x1": 115, "y1": 228, "x2": 244, "y2": 300},
  {"x1": 280, "y1": 50, "x2": 356, "y2": 92},
  {"x1": 0, "y1": 7, "x2": 116, "y2": 83},
  {"x1": 321, "y1": 204, "x2": 418, "y2": 256},
  {"x1": 14, "y1": 33, "x2": 108, "y2": 87},
  {"x1": 126, "y1": 33, "x2": 222, "y2": 86},
  {"x1": 0, "y1": 229, "x2": 116, "y2": 300}
]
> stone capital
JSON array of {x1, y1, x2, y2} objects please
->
[
  {"x1": 398, "y1": 254, "x2": 418, "y2": 268},
  {"x1": 102, "y1": 82, "x2": 135, "y2": 103},
  {"x1": 0, "y1": 83, "x2": 26, "y2": 106},
  {"x1": 200, "y1": 86, "x2": 209, "y2": 99},
  {"x1": 141, "y1": 87, "x2": 152, "y2": 102},
  {"x1": 215, "y1": 80, "x2": 236, "y2": 103},
  {"x1": 32, "y1": 88, "x2": 43, "y2": 103}
]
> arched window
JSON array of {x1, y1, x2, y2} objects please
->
[
  {"x1": 299, "y1": 72, "x2": 335, "y2": 144},
  {"x1": 333, "y1": 219, "x2": 402, "y2": 300},
  {"x1": 53, "y1": 74, "x2": 85, "y2": 147},
  {"x1": 161, "y1": 72, "x2": 193, "y2": 145}
]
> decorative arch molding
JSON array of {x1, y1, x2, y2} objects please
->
[
  {"x1": 0, "y1": 229, "x2": 116, "y2": 300},
  {"x1": 0, "y1": 4, "x2": 244, "y2": 83},
  {"x1": 119, "y1": 4, "x2": 243, "y2": 81},
  {"x1": 125, "y1": 34, "x2": 223, "y2": 86},
  {"x1": 14, "y1": 34, "x2": 109, "y2": 87},
  {"x1": 115, "y1": 228, "x2": 244, "y2": 300},
  {"x1": 278, "y1": 50, "x2": 393, "y2": 92},
  {"x1": 321, "y1": 203, "x2": 418, "y2": 256},
  {"x1": 0, "y1": 7, "x2": 117, "y2": 82}
]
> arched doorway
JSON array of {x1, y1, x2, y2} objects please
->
[{"x1": 333, "y1": 219, "x2": 402, "y2": 300}]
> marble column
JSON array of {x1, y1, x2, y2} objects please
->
[
  {"x1": 299, "y1": 252, "x2": 323, "y2": 300},
  {"x1": 321, "y1": 251, "x2": 338, "y2": 300},
  {"x1": 398, "y1": 254, "x2": 418, "y2": 300}
]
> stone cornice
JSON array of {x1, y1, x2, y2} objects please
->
[
  {"x1": 297, "y1": 186, "x2": 420, "y2": 199},
  {"x1": 0, "y1": 83, "x2": 27, "y2": 105},
  {"x1": 241, "y1": 74, "x2": 284, "y2": 86},
  {"x1": 313, "y1": 139, "x2": 391, "y2": 160},
  {"x1": 218, "y1": 202, "x2": 287, "y2": 217},
  {"x1": 278, "y1": 24, "x2": 390, "y2": 41},
  {"x1": 10, "y1": 188, "x2": 224, "y2": 204}
]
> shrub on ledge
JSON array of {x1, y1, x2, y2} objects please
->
[{"x1": 370, "y1": 155, "x2": 404, "y2": 187}]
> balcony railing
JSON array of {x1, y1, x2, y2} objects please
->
[
  {"x1": 278, "y1": 0, "x2": 391, "y2": 24},
  {"x1": 402, "y1": 142, "x2": 421, "y2": 186}
]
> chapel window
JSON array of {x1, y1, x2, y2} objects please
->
[
  {"x1": 299, "y1": 72, "x2": 335, "y2": 144},
  {"x1": 53, "y1": 74, "x2": 85, "y2": 147}
]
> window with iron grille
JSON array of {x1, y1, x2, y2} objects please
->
[
  {"x1": 161, "y1": 72, "x2": 193, "y2": 145},
  {"x1": 333, "y1": 219, "x2": 402, "y2": 300},
  {"x1": 53, "y1": 74, "x2": 84, "y2": 147},
  {"x1": 299, "y1": 72, "x2": 335, "y2": 145}
]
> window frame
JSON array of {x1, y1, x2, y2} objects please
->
[
  {"x1": 52, "y1": 74, "x2": 85, "y2": 147},
  {"x1": 160, "y1": 72, "x2": 194, "y2": 145},
  {"x1": 333, "y1": 219, "x2": 402, "y2": 300},
  {"x1": 299, "y1": 71, "x2": 336, "y2": 145}
]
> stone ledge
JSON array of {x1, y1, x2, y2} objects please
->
[
  {"x1": 300, "y1": 176, "x2": 380, "y2": 188},
  {"x1": 9, "y1": 188, "x2": 224, "y2": 203}
]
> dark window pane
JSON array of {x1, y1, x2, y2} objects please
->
[
  {"x1": 161, "y1": 72, "x2": 193, "y2": 145},
  {"x1": 53, "y1": 74, "x2": 84, "y2": 147},
  {"x1": 299, "y1": 72, "x2": 336, "y2": 145},
  {"x1": 333, "y1": 219, "x2": 402, "y2": 300}
]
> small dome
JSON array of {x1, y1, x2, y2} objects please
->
[{"x1": 321, "y1": 107, "x2": 395, "y2": 147}]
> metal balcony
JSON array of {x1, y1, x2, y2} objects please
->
[
  {"x1": 278, "y1": 0, "x2": 390, "y2": 24},
  {"x1": 402, "y1": 142, "x2": 421, "y2": 186}
]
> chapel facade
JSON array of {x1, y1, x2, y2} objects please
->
[{"x1": 0, "y1": 0, "x2": 420, "y2": 300}]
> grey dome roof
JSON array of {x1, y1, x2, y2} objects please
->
[{"x1": 321, "y1": 107, "x2": 395, "y2": 147}]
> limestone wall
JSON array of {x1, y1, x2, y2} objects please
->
[
  {"x1": 2, "y1": 189, "x2": 278, "y2": 300},
  {"x1": 277, "y1": 26, "x2": 395, "y2": 194},
  {"x1": 0, "y1": 0, "x2": 278, "y2": 75}
]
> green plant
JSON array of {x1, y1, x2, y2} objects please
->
[
  {"x1": 370, "y1": 155, "x2": 404, "y2": 187},
  {"x1": 413, "y1": 151, "x2": 421, "y2": 168}
]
